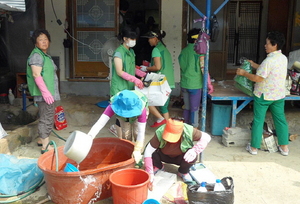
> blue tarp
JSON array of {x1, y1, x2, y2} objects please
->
[{"x1": 0, "y1": 154, "x2": 43, "y2": 195}]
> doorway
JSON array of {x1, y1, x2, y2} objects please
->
[
  {"x1": 66, "y1": 0, "x2": 160, "y2": 80},
  {"x1": 227, "y1": 1, "x2": 262, "y2": 67}
]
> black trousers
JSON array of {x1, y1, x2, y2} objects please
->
[{"x1": 152, "y1": 149, "x2": 197, "y2": 174}]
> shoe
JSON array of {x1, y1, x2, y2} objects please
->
[
  {"x1": 177, "y1": 172, "x2": 194, "y2": 183},
  {"x1": 278, "y1": 146, "x2": 289, "y2": 156},
  {"x1": 108, "y1": 125, "x2": 118, "y2": 137},
  {"x1": 37, "y1": 142, "x2": 42, "y2": 147},
  {"x1": 246, "y1": 143, "x2": 257, "y2": 155},
  {"x1": 41, "y1": 149, "x2": 49, "y2": 154},
  {"x1": 150, "y1": 119, "x2": 166, "y2": 128},
  {"x1": 153, "y1": 165, "x2": 165, "y2": 175}
]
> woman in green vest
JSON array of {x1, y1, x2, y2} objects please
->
[
  {"x1": 143, "y1": 118, "x2": 211, "y2": 189},
  {"x1": 109, "y1": 25, "x2": 146, "y2": 137},
  {"x1": 26, "y1": 29, "x2": 60, "y2": 154},
  {"x1": 178, "y1": 28, "x2": 203, "y2": 128},
  {"x1": 140, "y1": 29, "x2": 175, "y2": 128}
]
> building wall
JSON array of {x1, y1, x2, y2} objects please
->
[{"x1": 44, "y1": 0, "x2": 183, "y2": 96}]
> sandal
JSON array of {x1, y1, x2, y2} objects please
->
[{"x1": 37, "y1": 142, "x2": 42, "y2": 147}]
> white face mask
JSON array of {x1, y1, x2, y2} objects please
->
[{"x1": 126, "y1": 40, "x2": 136, "y2": 47}]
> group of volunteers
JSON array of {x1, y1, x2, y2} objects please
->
[
  {"x1": 26, "y1": 26, "x2": 213, "y2": 188},
  {"x1": 26, "y1": 20, "x2": 290, "y2": 191},
  {"x1": 87, "y1": 25, "x2": 213, "y2": 185}
]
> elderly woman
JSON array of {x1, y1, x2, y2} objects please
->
[
  {"x1": 236, "y1": 31, "x2": 289, "y2": 156},
  {"x1": 26, "y1": 29, "x2": 60, "y2": 154}
]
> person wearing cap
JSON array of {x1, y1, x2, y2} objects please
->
[
  {"x1": 178, "y1": 28, "x2": 203, "y2": 128},
  {"x1": 88, "y1": 90, "x2": 148, "y2": 163},
  {"x1": 109, "y1": 25, "x2": 147, "y2": 138},
  {"x1": 140, "y1": 29, "x2": 175, "y2": 128},
  {"x1": 143, "y1": 118, "x2": 211, "y2": 188}
]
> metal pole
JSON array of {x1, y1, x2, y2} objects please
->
[
  {"x1": 199, "y1": 0, "x2": 211, "y2": 163},
  {"x1": 201, "y1": 0, "x2": 211, "y2": 132}
]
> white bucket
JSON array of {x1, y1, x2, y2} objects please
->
[{"x1": 63, "y1": 130, "x2": 93, "y2": 163}]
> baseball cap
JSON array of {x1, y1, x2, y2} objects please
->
[
  {"x1": 162, "y1": 119, "x2": 184, "y2": 143},
  {"x1": 141, "y1": 31, "x2": 159, "y2": 38}
]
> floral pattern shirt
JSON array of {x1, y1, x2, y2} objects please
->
[{"x1": 253, "y1": 50, "x2": 288, "y2": 100}]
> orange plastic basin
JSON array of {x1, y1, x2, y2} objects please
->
[{"x1": 38, "y1": 137, "x2": 135, "y2": 204}]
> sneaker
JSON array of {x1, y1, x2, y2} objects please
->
[
  {"x1": 150, "y1": 119, "x2": 166, "y2": 128},
  {"x1": 177, "y1": 172, "x2": 194, "y2": 183},
  {"x1": 153, "y1": 165, "x2": 165, "y2": 175},
  {"x1": 108, "y1": 125, "x2": 118, "y2": 137},
  {"x1": 246, "y1": 143, "x2": 257, "y2": 155},
  {"x1": 278, "y1": 146, "x2": 289, "y2": 156}
]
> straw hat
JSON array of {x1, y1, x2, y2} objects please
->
[
  {"x1": 111, "y1": 90, "x2": 142, "y2": 118},
  {"x1": 162, "y1": 119, "x2": 184, "y2": 143}
]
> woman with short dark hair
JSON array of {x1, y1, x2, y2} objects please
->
[
  {"x1": 26, "y1": 29, "x2": 60, "y2": 154},
  {"x1": 236, "y1": 31, "x2": 289, "y2": 156}
]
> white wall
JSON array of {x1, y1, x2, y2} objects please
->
[
  {"x1": 161, "y1": 0, "x2": 182, "y2": 83},
  {"x1": 45, "y1": 0, "x2": 67, "y2": 81}
]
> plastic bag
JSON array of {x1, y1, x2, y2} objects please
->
[
  {"x1": 194, "y1": 32, "x2": 210, "y2": 54},
  {"x1": 187, "y1": 177, "x2": 234, "y2": 204},
  {"x1": 234, "y1": 59, "x2": 254, "y2": 96},
  {"x1": 288, "y1": 69, "x2": 300, "y2": 95},
  {"x1": 0, "y1": 154, "x2": 44, "y2": 195},
  {"x1": 0, "y1": 122, "x2": 8, "y2": 139}
]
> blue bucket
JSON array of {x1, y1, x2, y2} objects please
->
[
  {"x1": 142, "y1": 198, "x2": 160, "y2": 204},
  {"x1": 64, "y1": 163, "x2": 79, "y2": 172}
]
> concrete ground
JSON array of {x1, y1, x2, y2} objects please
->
[{"x1": 1, "y1": 93, "x2": 300, "y2": 204}]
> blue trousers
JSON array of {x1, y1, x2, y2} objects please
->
[{"x1": 182, "y1": 88, "x2": 202, "y2": 128}]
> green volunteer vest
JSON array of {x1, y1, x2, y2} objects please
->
[
  {"x1": 155, "y1": 123, "x2": 194, "y2": 152},
  {"x1": 179, "y1": 43, "x2": 203, "y2": 89},
  {"x1": 26, "y1": 47, "x2": 55, "y2": 96},
  {"x1": 110, "y1": 45, "x2": 136, "y2": 96},
  {"x1": 151, "y1": 42, "x2": 175, "y2": 88}
]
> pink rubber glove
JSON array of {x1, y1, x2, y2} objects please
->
[
  {"x1": 192, "y1": 132, "x2": 212, "y2": 154},
  {"x1": 144, "y1": 157, "x2": 154, "y2": 175},
  {"x1": 183, "y1": 148, "x2": 197, "y2": 163},
  {"x1": 34, "y1": 76, "x2": 54, "y2": 104},
  {"x1": 144, "y1": 157, "x2": 154, "y2": 191},
  {"x1": 135, "y1": 68, "x2": 147, "y2": 78},
  {"x1": 207, "y1": 73, "x2": 214, "y2": 94},
  {"x1": 121, "y1": 72, "x2": 144, "y2": 89},
  {"x1": 184, "y1": 132, "x2": 211, "y2": 162}
]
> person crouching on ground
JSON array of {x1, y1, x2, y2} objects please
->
[
  {"x1": 143, "y1": 118, "x2": 211, "y2": 190},
  {"x1": 87, "y1": 90, "x2": 148, "y2": 163}
]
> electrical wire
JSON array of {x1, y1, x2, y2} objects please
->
[{"x1": 50, "y1": 0, "x2": 102, "y2": 51}]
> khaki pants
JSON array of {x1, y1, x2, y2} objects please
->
[{"x1": 118, "y1": 118, "x2": 138, "y2": 142}]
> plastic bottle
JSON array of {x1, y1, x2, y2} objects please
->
[
  {"x1": 197, "y1": 182, "x2": 207, "y2": 192},
  {"x1": 8, "y1": 88, "x2": 15, "y2": 105},
  {"x1": 214, "y1": 179, "x2": 226, "y2": 191}
]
